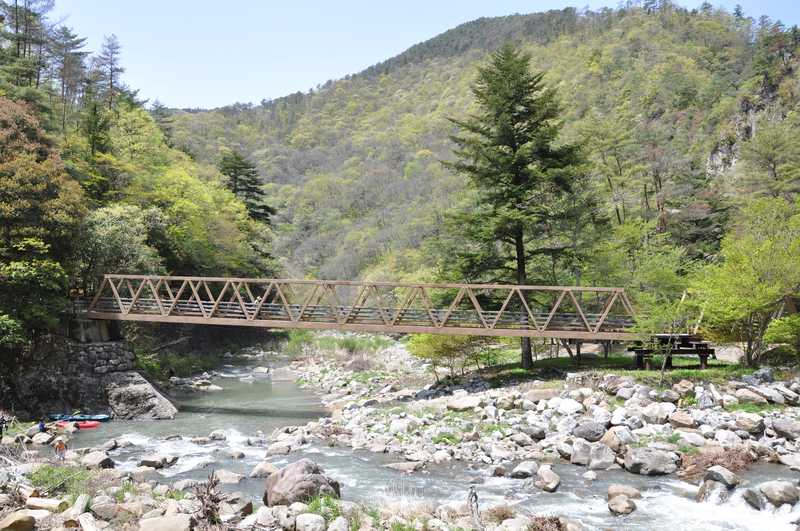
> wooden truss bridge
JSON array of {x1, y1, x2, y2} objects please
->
[{"x1": 81, "y1": 275, "x2": 639, "y2": 341}]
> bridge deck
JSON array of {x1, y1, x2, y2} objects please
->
[{"x1": 82, "y1": 275, "x2": 640, "y2": 340}]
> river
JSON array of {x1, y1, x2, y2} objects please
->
[{"x1": 69, "y1": 359, "x2": 800, "y2": 530}]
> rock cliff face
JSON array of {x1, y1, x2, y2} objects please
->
[{"x1": 0, "y1": 341, "x2": 176, "y2": 420}]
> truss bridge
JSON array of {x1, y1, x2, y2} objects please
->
[{"x1": 81, "y1": 275, "x2": 640, "y2": 340}]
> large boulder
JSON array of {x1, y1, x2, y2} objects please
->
[
  {"x1": 734, "y1": 413, "x2": 764, "y2": 434},
  {"x1": 696, "y1": 480, "x2": 730, "y2": 504},
  {"x1": 523, "y1": 389, "x2": 559, "y2": 403},
  {"x1": 510, "y1": 460, "x2": 538, "y2": 479},
  {"x1": 572, "y1": 422, "x2": 606, "y2": 442},
  {"x1": 296, "y1": 513, "x2": 327, "y2": 531},
  {"x1": 0, "y1": 511, "x2": 35, "y2": 531},
  {"x1": 138, "y1": 514, "x2": 194, "y2": 531},
  {"x1": 608, "y1": 495, "x2": 636, "y2": 515},
  {"x1": 668, "y1": 411, "x2": 695, "y2": 429},
  {"x1": 772, "y1": 417, "x2": 800, "y2": 440},
  {"x1": 81, "y1": 450, "x2": 115, "y2": 469},
  {"x1": 759, "y1": 481, "x2": 799, "y2": 506},
  {"x1": 588, "y1": 443, "x2": 616, "y2": 470},
  {"x1": 263, "y1": 459, "x2": 340, "y2": 506},
  {"x1": 607, "y1": 485, "x2": 641, "y2": 500},
  {"x1": 534, "y1": 465, "x2": 560, "y2": 493},
  {"x1": 704, "y1": 465, "x2": 740, "y2": 488},
  {"x1": 642, "y1": 402, "x2": 676, "y2": 424},
  {"x1": 623, "y1": 447, "x2": 679, "y2": 475},
  {"x1": 250, "y1": 461, "x2": 279, "y2": 478},
  {"x1": 104, "y1": 371, "x2": 177, "y2": 420},
  {"x1": 447, "y1": 395, "x2": 481, "y2": 412},
  {"x1": 735, "y1": 388, "x2": 767, "y2": 405}
]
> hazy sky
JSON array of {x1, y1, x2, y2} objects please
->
[{"x1": 52, "y1": 1, "x2": 799, "y2": 109}]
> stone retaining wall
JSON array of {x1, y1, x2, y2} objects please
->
[{"x1": 67, "y1": 341, "x2": 136, "y2": 375}]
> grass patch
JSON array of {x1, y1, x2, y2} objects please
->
[
  {"x1": 480, "y1": 423, "x2": 510, "y2": 435},
  {"x1": 390, "y1": 523, "x2": 415, "y2": 531},
  {"x1": 478, "y1": 354, "x2": 759, "y2": 387},
  {"x1": 725, "y1": 402, "x2": 785, "y2": 414},
  {"x1": 678, "y1": 445, "x2": 700, "y2": 455},
  {"x1": 432, "y1": 432, "x2": 461, "y2": 445},
  {"x1": 28, "y1": 465, "x2": 91, "y2": 499},
  {"x1": 135, "y1": 350, "x2": 221, "y2": 381},
  {"x1": 350, "y1": 370, "x2": 391, "y2": 385},
  {"x1": 114, "y1": 480, "x2": 139, "y2": 503},
  {"x1": 286, "y1": 331, "x2": 392, "y2": 357},
  {"x1": 307, "y1": 495, "x2": 341, "y2": 522}
]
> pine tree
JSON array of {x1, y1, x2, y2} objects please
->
[
  {"x1": 219, "y1": 150, "x2": 274, "y2": 223},
  {"x1": 49, "y1": 25, "x2": 87, "y2": 134},
  {"x1": 97, "y1": 34, "x2": 123, "y2": 109},
  {"x1": 445, "y1": 44, "x2": 582, "y2": 370},
  {"x1": 149, "y1": 99, "x2": 173, "y2": 145}
]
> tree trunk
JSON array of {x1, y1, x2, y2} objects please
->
[{"x1": 514, "y1": 224, "x2": 533, "y2": 370}]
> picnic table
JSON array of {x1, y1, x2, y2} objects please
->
[{"x1": 627, "y1": 333, "x2": 715, "y2": 370}]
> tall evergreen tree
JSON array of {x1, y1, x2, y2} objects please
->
[
  {"x1": 445, "y1": 44, "x2": 582, "y2": 369},
  {"x1": 219, "y1": 150, "x2": 274, "y2": 223},
  {"x1": 49, "y1": 25, "x2": 87, "y2": 134},
  {"x1": 97, "y1": 34, "x2": 123, "y2": 109}
]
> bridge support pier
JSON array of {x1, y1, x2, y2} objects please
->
[{"x1": 70, "y1": 318, "x2": 121, "y2": 344}]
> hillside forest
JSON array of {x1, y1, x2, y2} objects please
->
[{"x1": 1, "y1": 1, "x2": 800, "y2": 370}]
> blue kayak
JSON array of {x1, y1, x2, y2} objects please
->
[{"x1": 48, "y1": 414, "x2": 111, "y2": 422}]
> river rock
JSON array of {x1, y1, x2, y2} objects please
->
[
  {"x1": 214, "y1": 469, "x2": 243, "y2": 484},
  {"x1": 0, "y1": 511, "x2": 35, "y2": 531},
  {"x1": 296, "y1": 513, "x2": 327, "y2": 531},
  {"x1": 139, "y1": 455, "x2": 178, "y2": 469},
  {"x1": 447, "y1": 395, "x2": 481, "y2": 411},
  {"x1": 138, "y1": 514, "x2": 194, "y2": 531},
  {"x1": 510, "y1": 460, "x2": 538, "y2": 479},
  {"x1": 778, "y1": 453, "x2": 800, "y2": 470},
  {"x1": 534, "y1": 464, "x2": 560, "y2": 492},
  {"x1": 672, "y1": 380, "x2": 694, "y2": 397},
  {"x1": 759, "y1": 481, "x2": 799, "y2": 506},
  {"x1": 696, "y1": 480, "x2": 730, "y2": 504},
  {"x1": 772, "y1": 417, "x2": 800, "y2": 440},
  {"x1": 623, "y1": 447, "x2": 679, "y2": 475},
  {"x1": 704, "y1": 465, "x2": 740, "y2": 488},
  {"x1": 250, "y1": 461, "x2": 279, "y2": 478},
  {"x1": 669, "y1": 411, "x2": 695, "y2": 428},
  {"x1": 25, "y1": 497, "x2": 68, "y2": 512},
  {"x1": 608, "y1": 495, "x2": 636, "y2": 515},
  {"x1": 385, "y1": 461, "x2": 423, "y2": 473},
  {"x1": 607, "y1": 485, "x2": 641, "y2": 499},
  {"x1": 642, "y1": 402, "x2": 676, "y2": 424},
  {"x1": 713, "y1": 429, "x2": 741, "y2": 446},
  {"x1": 264, "y1": 459, "x2": 341, "y2": 506},
  {"x1": 81, "y1": 450, "x2": 115, "y2": 469},
  {"x1": 209, "y1": 430, "x2": 227, "y2": 441},
  {"x1": 524, "y1": 389, "x2": 559, "y2": 403},
  {"x1": 327, "y1": 516, "x2": 350, "y2": 531},
  {"x1": 589, "y1": 442, "x2": 616, "y2": 470},
  {"x1": 77, "y1": 513, "x2": 102, "y2": 531},
  {"x1": 743, "y1": 488, "x2": 767, "y2": 510},
  {"x1": 599, "y1": 425, "x2": 636, "y2": 452},
  {"x1": 734, "y1": 388, "x2": 767, "y2": 405},
  {"x1": 570, "y1": 439, "x2": 591, "y2": 466},
  {"x1": 104, "y1": 371, "x2": 177, "y2": 419},
  {"x1": 572, "y1": 422, "x2": 606, "y2": 442},
  {"x1": 734, "y1": 413, "x2": 764, "y2": 434},
  {"x1": 30, "y1": 432, "x2": 54, "y2": 445},
  {"x1": 558, "y1": 398, "x2": 584, "y2": 415}
]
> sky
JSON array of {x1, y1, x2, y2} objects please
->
[{"x1": 52, "y1": 0, "x2": 800, "y2": 109}]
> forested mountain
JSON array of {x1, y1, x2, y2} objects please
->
[{"x1": 171, "y1": 3, "x2": 799, "y2": 283}]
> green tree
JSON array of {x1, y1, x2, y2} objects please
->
[
  {"x1": 74, "y1": 204, "x2": 163, "y2": 292},
  {"x1": 218, "y1": 150, "x2": 274, "y2": 223},
  {"x1": 691, "y1": 198, "x2": 800, "y2": 366},
  {"x1": 444, "y1": 44, "x2": 582, "y2": 369},
  {"x1": 740, "y1": 119, "x2": 800, "y2": 200},
  {"x1": 97, "y1": 34, "x2": 124, "y2": 109}
]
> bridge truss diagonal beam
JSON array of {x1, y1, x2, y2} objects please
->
[{"x1": 83, "y1": 275, "x2": 640, "y2": 341}]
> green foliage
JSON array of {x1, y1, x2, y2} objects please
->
[
  {"x1": 432, "y1": 432, "x2": 461, "y2": 445},
  {"x1": 0, "y1": 313, "x2": 25, "y2": 347},
  {"x1": 28, "y1": 465, "x2": 91, "y2": 499},
  {"x1": 725, "y1": 402, "x2": 785, "y2": 414},
  {"x1": 285, "y1": 331, "x2": 392, "y2": 357},
  {"x1": 407, "y1": 334, "x2": 484, "y2": 381},
  {"x1": 692, "y1": 198, "x2": 800, "y2": 365},
  {"x1": 219, "y1": 150, "x2": 274, "y2": 223},
  {"x1": 74, "y1": 204, "x2": 163, "y2": 291},
  {"x1": 764, "y1": 315, "x2": 800, "y2": 354},
  {"x1": 134, "y1": 350, "x2": 221, "y2": 381},
  {"x1": 307, "y1": 495, "x2": 341, "y2": 522}
]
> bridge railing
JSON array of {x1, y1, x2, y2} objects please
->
[{"x1": 83, "y1": 275, "x2": 640, "y2": 340}]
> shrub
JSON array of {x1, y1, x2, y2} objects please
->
[
  {"x1": 407, "y1": 334, "x2": 485, "y2": 381},
  {"x1": 29, "y1": 465, "x2": 91, "y2": 499},
  {"x1": 308, "y1": 495, "x2": 341, "y2": 522},
  {"x1": 483, "y1": 505, "x2": 515, "y2": 523},
  {"x1": 680, "y1": 447, "x2": 753, "y2": 480}
]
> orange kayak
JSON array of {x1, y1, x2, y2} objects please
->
[{"x1": 55, "y1": 420, "x2": 101, "y2": 429}]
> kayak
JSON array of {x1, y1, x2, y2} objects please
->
[
  {"x1": 55, "y1": 420, "x2": 101, "y2": 429},
  {"x1": 48, "y1": 414, "x2": 111, "y2": 422}
]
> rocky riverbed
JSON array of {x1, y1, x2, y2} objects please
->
[{"x1": 3, "y1": 337, "x2": 800, "y2": 530}]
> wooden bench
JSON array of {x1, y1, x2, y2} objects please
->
[{"x1": 628, "y1": 334, "x2": 715, "y2": 370}]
